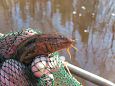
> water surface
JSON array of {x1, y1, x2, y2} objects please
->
[{"x1": 0, "y1": 0, "x2": 115, "y2": 85}]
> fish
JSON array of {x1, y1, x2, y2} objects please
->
[
  {"x1": 15, "y1": 34, "x2": 76, "y2": 64},
  {"x1": 0, "y1": 29, "x2": 78, "y2": 64}
]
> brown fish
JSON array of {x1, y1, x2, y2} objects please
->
[{"x1": 16, "y1": 34, "x2": 74, "y2": 64}]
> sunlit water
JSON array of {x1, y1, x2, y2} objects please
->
[{"x1": 0, "y1": 0, "x2": 115, "y2": 86}]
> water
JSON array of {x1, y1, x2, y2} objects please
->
[{"x1": 0, "y1": 0, "x2": 115, "y2": 85}]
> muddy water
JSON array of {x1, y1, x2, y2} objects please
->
[{"x1": 0, "y1": 0, "x2": 115, "y2": 86}]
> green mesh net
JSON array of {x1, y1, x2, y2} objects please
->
[
  {"x1": 0, "y1": 28, "x2": 82, "y2": 86},
  {"x1": 52, "y1": 53, "x2": 82, "y2": 86}
]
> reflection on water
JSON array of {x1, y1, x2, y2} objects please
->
[{"x1": 0, "y1": 0, "x2": 115, "y2": 85}]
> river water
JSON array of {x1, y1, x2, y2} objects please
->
[{"x1": 0, "y1": 0, "x2": 115, "y2": 86}]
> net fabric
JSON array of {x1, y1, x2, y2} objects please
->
[
  {"x1": 51, "y1": 53, "x2": 82, "y2": 86},
  {"x1": 0, "y1": 59, "x2": 37, "y2": 86},
  {"x1": 53, "y1": 67, "x2": 82, "y2": 86},
  {"x1": 35, "y1": 53, "x2": 82, "y2": 86},
  {"x1": 0, "y1": 28, "x2": 82, "y2": 86}
]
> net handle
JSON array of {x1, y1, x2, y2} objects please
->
[{"x1": 64, "y1": 62, "x2": 115, "y2": 86}]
